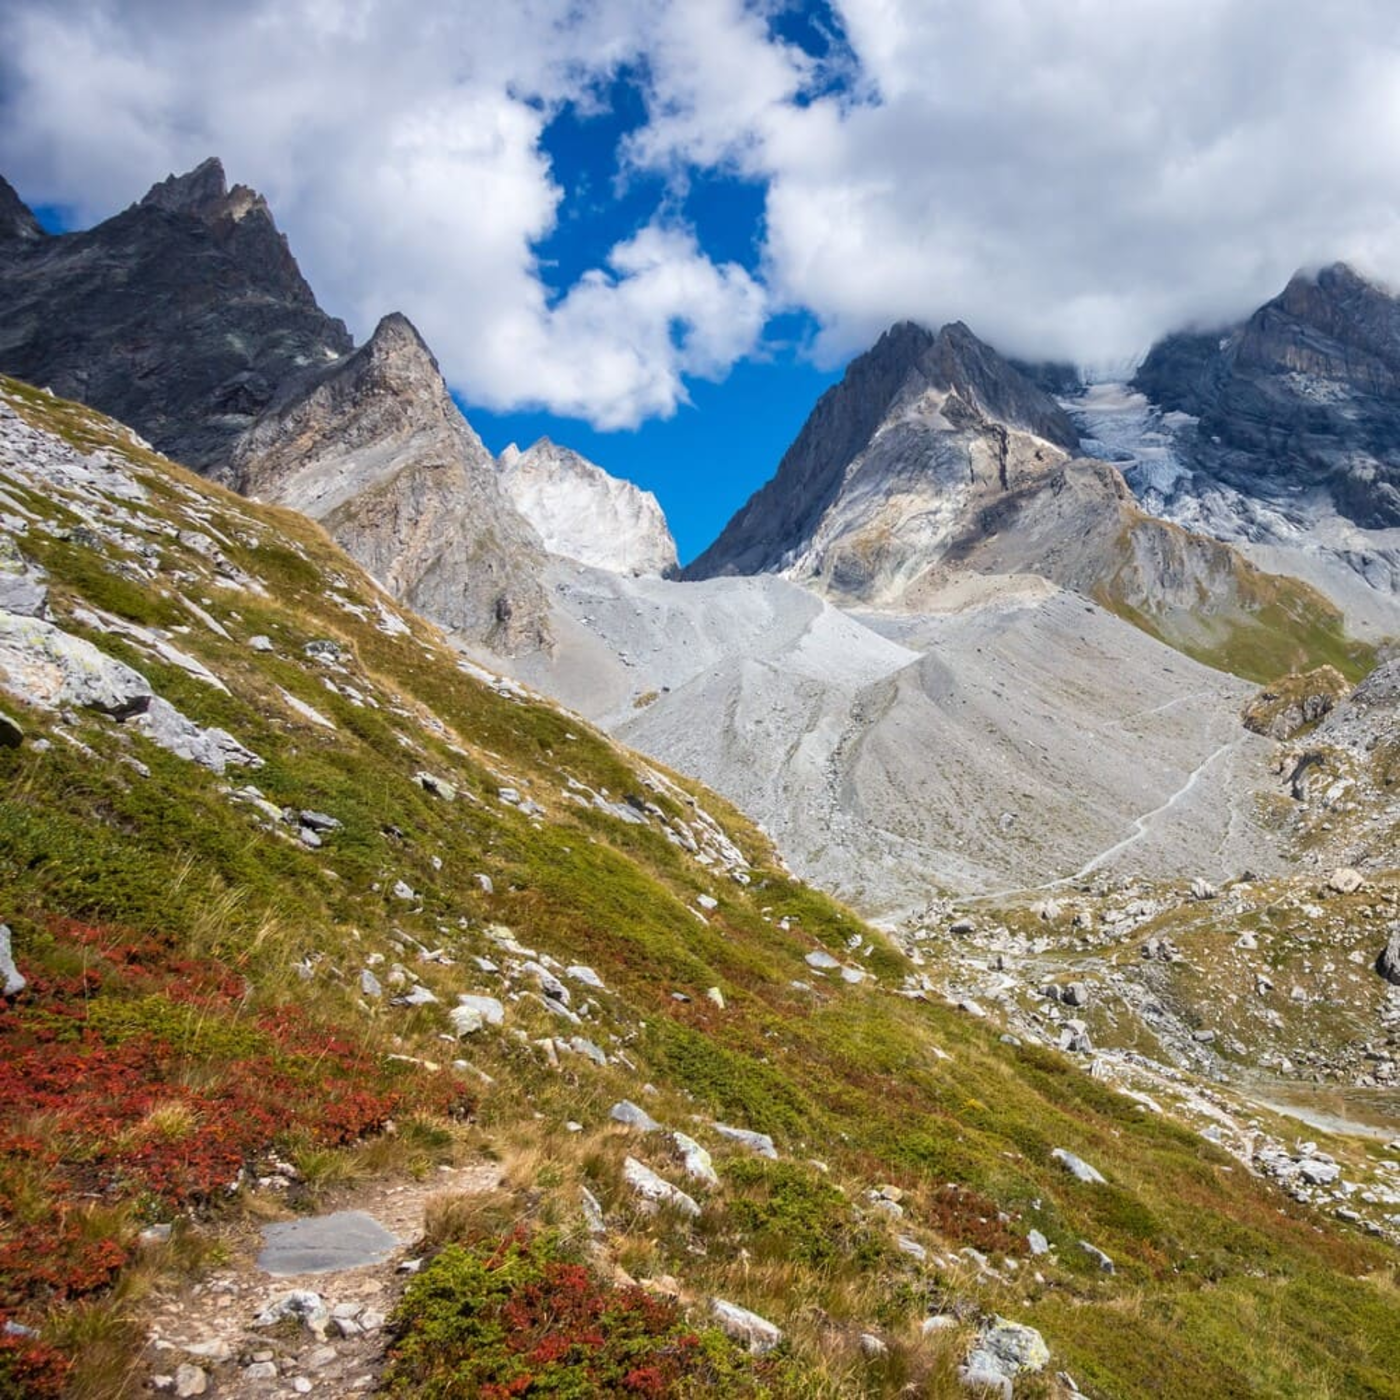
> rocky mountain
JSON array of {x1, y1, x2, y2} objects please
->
[
  {"x1": 686, "y1": 317, "x2": 1366, "y2": 681},
  {"x1": 230, "y1": 313, "x2": 547, "y2": 651},
  {"x1": 1135, "y1": 263, "x2": 1400, "y2": 528},
  {"x1": 1113, "y1": 264, "x2": 1400, "y2": 633},
  {"x1": 498, "y1": 437, "x2": 678, "y2": 577},
  {"x1": 0, "y1": 161, "x2": 550, "y2": 650},
  {"x1": 685, "y1": 319, "x2": 1079, "y2": 592},
  {"x1": 0, "y1": 158, "x2": 353, "y2": 469}
]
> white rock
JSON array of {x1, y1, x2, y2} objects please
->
[
  {"x1": 671, "y1": 1131, "x2": 720, "y2": 1186},
  {"x1": 610, "y1": 1099, "x2": 662, "y2": 1132},
  {"x1": 710, "y1": 1298, "x2": 783, "y2": 1354},
  {"x1": 622, "y1": 1156, "x2": 700, "y2": 1217},
  {"x1": 0, "y1": 610, "x2": 151, "y2": 715},
  {"x1": 173, "y1": 1364, "x2": 208, "y2": 1397},
  {"x1": 1051, "y1": 1148, "x2": 1106, "y2": 1184},
  {"x1": 450, "y1": 996, "x2": 505, "y2": 1035}
]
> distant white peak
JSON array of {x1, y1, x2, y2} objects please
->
[{"x1": 499, "y1": 438, "x2": 678, "y2": 578}]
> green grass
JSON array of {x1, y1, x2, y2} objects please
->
[{"x1": 2, "y1": 375, "x2": 1399, "y2": 1398}]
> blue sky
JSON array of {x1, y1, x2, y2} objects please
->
[{"x1": 465, "y1": 68, "x2": 840, "y2": 563}]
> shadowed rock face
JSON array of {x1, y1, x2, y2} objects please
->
[
  {"x1": 683, "y1": 320, "x2": 1081, "y2": 583},
  {"x1": 232, "y1": 313, "x2": 549, "y2": 652},
  {"x1": 0, "y1": 158, "x2": 353, "y2": 470},
  {"x1": 1134, "y1": 263, "x2": 1400, "y2": 529}
]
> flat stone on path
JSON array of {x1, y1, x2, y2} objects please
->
[{"x1": 258, "y1": 1210, "x2": 400, "y2": 1276}]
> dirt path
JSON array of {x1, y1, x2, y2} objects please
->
[{"x1": 141, "y1": 1160, "x2": 501, "y2": 1397}]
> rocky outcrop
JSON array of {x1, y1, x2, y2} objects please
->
[
  {"x1": 1241, "y1": 667, "x2": 1350, "y2": 740},
  {"x1": 684, "y1": 320, "x2": 1080, "y2": 589},
  {"x1": 1134, "y1": 263, "x2": 1400, "y2": 530},
  {"x1": 498, "y1": 438, "x2": 677, "y2": 577},
  {"x1": 231, "y1": 314, "x2": 548, "y2": 651},
  {"x1": 0, "y1": 159, "x2": 352, "y2": 470}
]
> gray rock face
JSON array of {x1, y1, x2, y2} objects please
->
[
  {"x1": 0, "y1": 159, "x2": 352, "y2": 470},
  {"x1": 686, "y1": 319, "x2": 1079, "y2": 590},
  {"x1": 0, "y1": 610, "x2": 152, "y2": 715},
  {"x1": 231, "y1": 313, "x2": 548, "y2": 651},
  {"x1": 1135, "y1": 263, "x2": 1400, "y2": 530}
]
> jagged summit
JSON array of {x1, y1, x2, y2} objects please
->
[
  {"x1": 1133, "y1": 260, "x2": 1400, "y2": 531},
  {"x1": 684, "y1": 317, "x2": 1079, "y2": 585},
  {"x1": 0, "y1": 175, "x2": 44, "y2": 243},
  {"x1": 231, "y1": 307, "x2": 550, "y2": 651},
  {"x1": 139, "y1": 156, "x2": 231, "y2": 218},
  {"x1": 0, "y1": 156, "x2": 349, "y2": 468},
  {"x1": 499, "y1": 437, "x2": 678, "y2": 577}
]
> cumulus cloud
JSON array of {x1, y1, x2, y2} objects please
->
[{"x1": 5, "y1": 0, "x2": 1400, "y2": 417}]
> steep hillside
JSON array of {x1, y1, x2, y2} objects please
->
[{"x1": 6, "y1": 379, "x2": 1400, "y2": 1399}]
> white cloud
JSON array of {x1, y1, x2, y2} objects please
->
[{"x1": 5, "y1": 0, "x2": 1400, "y2": 415}]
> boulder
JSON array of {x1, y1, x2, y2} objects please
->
[
  {"x1": 0, "y1": 611, "x2": 151, "y2": 716},
  {"x1": 1377, "y1": 930, "x2": 1400, "y2": 987},
  {"x1": 450, "y1": 995, "x2": 505, "y2": 1036},
  {"x1": 127, "y1": 696, "x2": 261, "y2": 774},
  {"x1": 0, "y1": 925, "x2": 25, "y2": 997},
  {"x1": 1328, "y1": 867, "x2": 1364, "y2": 895},
  {"x1": 610, "y1": 1099, "x2": 661, "y2": 1132},
  {"x1": 713, "y1": 1122, "x2": 778, "y2": 1158},
  {"x1": 1051, "y1": 1148, "x2": 1106, "y2": 1184},
  {"x1": 622, "y1": 1156, "x2": 700, "y2": 1218},
  {"x1": 671, "y1": 1131, "x2": 719, "y2": 1186},
  {"x1": 710, "y1": 1298, "x2": 783, "y2": 1354},
  {"x1": 962, "y1": 1317, "x2": 1050, "y2": 1394}
]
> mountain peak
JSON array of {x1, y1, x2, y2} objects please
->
[
  {"x1": 685, "y1": 316, "x2": 1079, "y2": 582},
  {"x1": 0, "y1": 175, "x2": 45, "y2": 243},
  {"x1": 139, "y1": 157, "x2": 229, "y2": 219},
  {"x1": 500, "y1": 438, "x2": 678, "y2": 577}
]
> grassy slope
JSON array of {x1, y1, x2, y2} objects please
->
[
  {"x1": 1, "y1": 376, "x2": 1398, "y2": 1398},
  {"x1": 1094, "y1": 518, "x2": 1377, "y2": 686}
]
